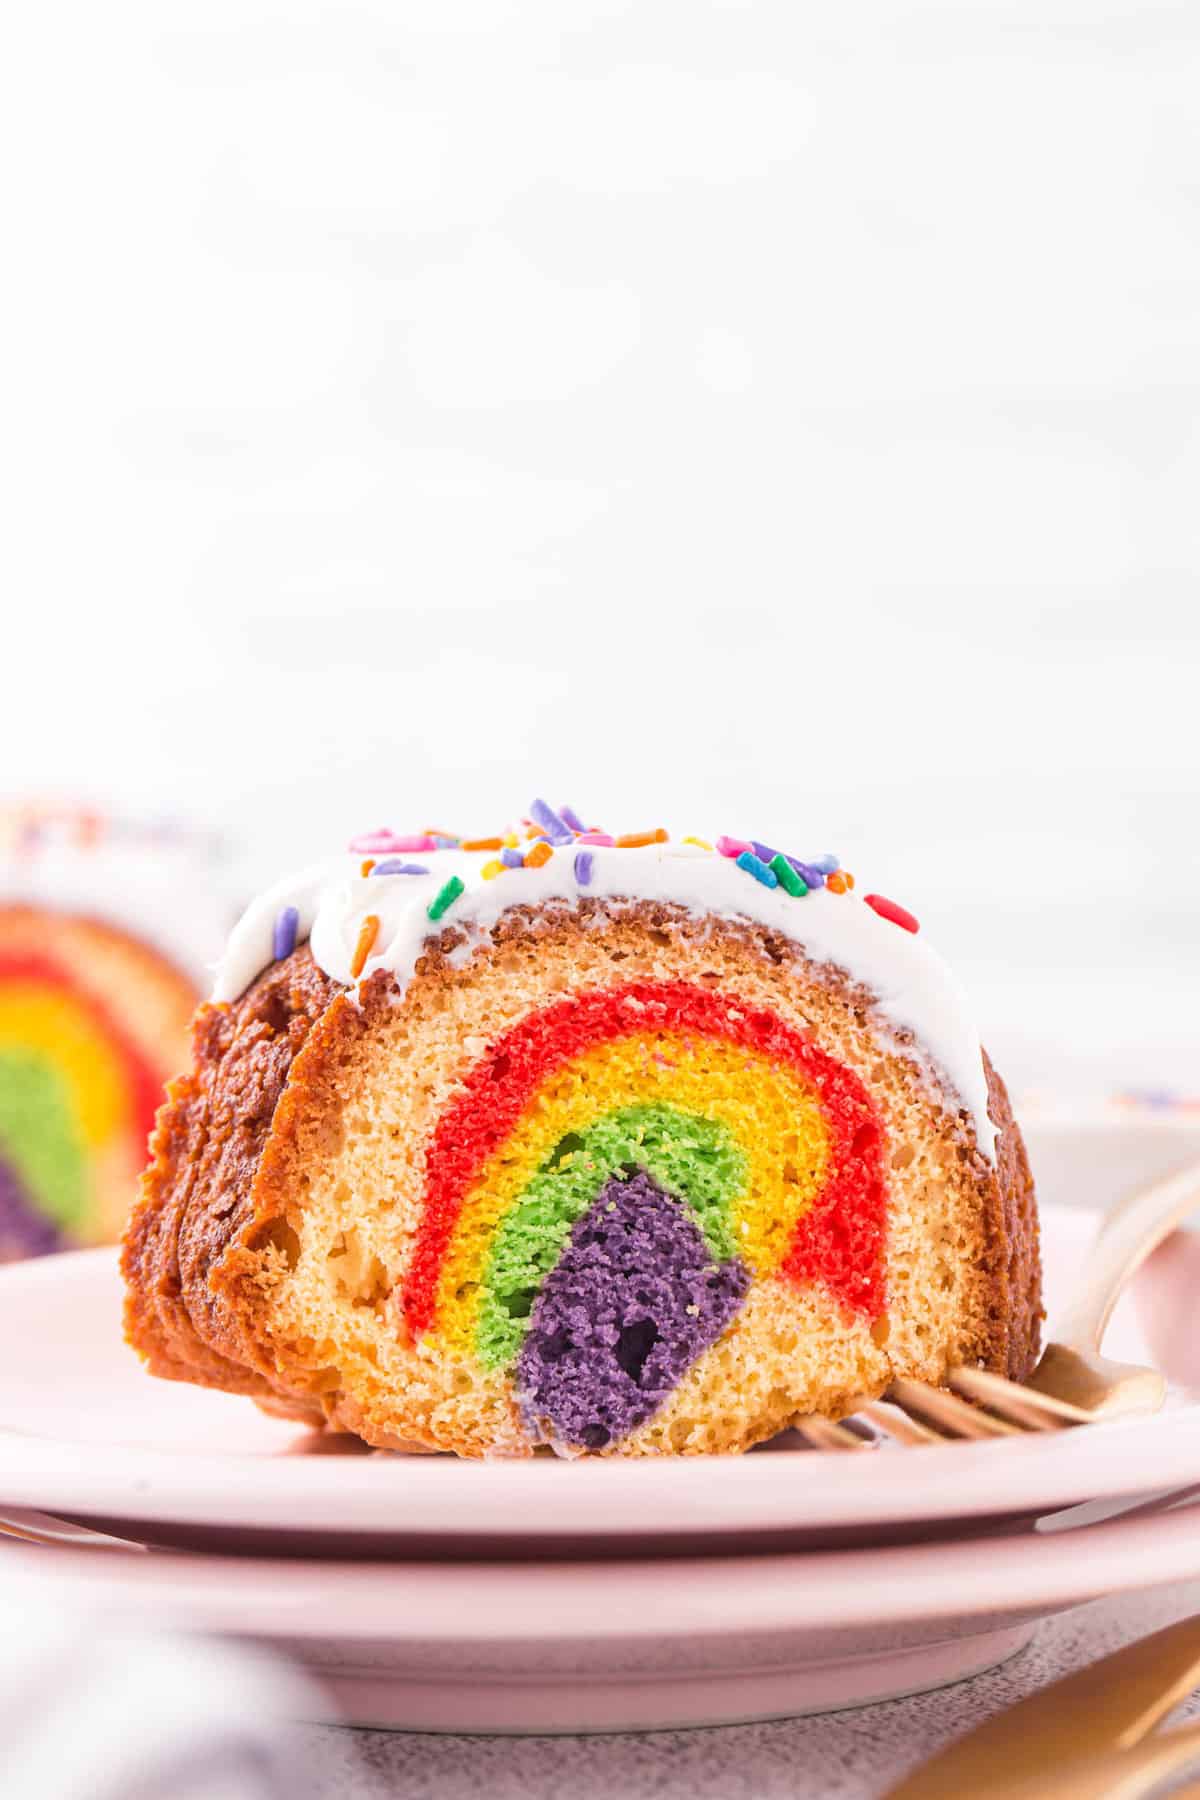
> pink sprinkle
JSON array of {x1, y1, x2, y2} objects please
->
[
  {"x1": 348, "y1": 831, "x2": 436, "y2": 854},
  {"x1": 716, "y1": 836, "x2": 752, "y2": 858},
  {"x1": 577, "y1": 832, "x2": 616, "y2": 846}
]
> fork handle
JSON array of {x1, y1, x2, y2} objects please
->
[
  {"x1": 1026, "y1": 1716, "x2": 1200, "y2": 1799},
  {"x1": 1055, "y1": 1160, "x2": 1200, "y2": 1354}
]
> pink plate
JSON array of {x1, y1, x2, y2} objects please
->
[
  {"x1": 4, "y1": 1493, "x2": 1200, "y2": 1730},
  {"x1": 1, "y1": 1201, "x2": 1200, "y2": 1553},
  {"x1": 2, "y1": 1200, "x2": 1200, "y2": 1554}
]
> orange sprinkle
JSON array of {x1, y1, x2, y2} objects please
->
[
  {"x1": 525, "y1": 824, "x2": 548, "y2": 841},
  {"x1": 423, "y1": 827, "x2": 457, "y2": 840},
  {"x1": 843, "y1": 871, "x2": 855, "y2": 889},
  {"x1": 615, "y1": 829, "x2": 669, "y2": 848},
  {"x1": 360, "y1": 858, "x2": 376, "y2": 877},
  {"x1": 350, "y1": 913, "x2": 380, "y2": 978},
  {"x1": 682, "y1": 835, "x2": 713, "y2": 850},
  {"x1": 480, "y1": 858, "x2": 505, "y2": 880},
  {"x1": 826, "y1": 872, "x2": 847, "y2": 894},
  {"x1": 462, "y1": 836, "x2": 504, "y2": 852},
  {"x1": 524, "y1": 840, "x2": 554, "y2": 868}
]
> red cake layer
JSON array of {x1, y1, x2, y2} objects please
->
[
  {"x1": 403, "y1": 980, "x2": 886, "y2": 1335},
  {"x1": 0, "y1": 949, "x2": 166, "y2": 1145}
]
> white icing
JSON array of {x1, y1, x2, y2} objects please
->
[{"x1": 213, "y1": 842, "x2": 997, "y2": 1160}]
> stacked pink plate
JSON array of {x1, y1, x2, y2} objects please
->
[{"x1": 2, "y1": 1118, "x2": 1199, "y2": 1733}]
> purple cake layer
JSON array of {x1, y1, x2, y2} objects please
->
[
  {"x1": 0, "y1": 1156, "x2": 62, "y2": 1261},
  {"x1": 516, "y1": 1167, "x2": 751, "y2": 1449}
]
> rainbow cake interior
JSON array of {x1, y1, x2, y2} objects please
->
[
  {"x1": 0, "y1": 913, "x2": 197, "y2": 1260},
  {"x1": 122, "y1": 802, "x2": 1040, "y2": 1457}
]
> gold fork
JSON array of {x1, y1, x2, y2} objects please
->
[
  {"x1": 795, "y1": 1159, "x2": 1200, "y2": 1451},
  {"x1": 0, "y1": 1509, "x2": 144, "y2": 1551},
  {"x1": 886, "y1": 1612, "x2": 1200, "y2": 1798}
]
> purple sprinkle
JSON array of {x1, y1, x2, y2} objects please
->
[
  {"x1": 501, "y1": 846, "x2": 525, "y2": 868},
  {"x1": 530, "y1": 797, "x2": 570, "y2": 840},
  {"x1": 812, "y1": 854, "x2": 840, "y2": 874},
  {"x1": 750, "y1": 840, "x2": 778, "y2": 863},
  {"x1": 574, "y1": 850, "x2": 594, "y2": 886},
  {"x1": 735, "y1": 850, "x2": 779, "y2": 889},
  {"x1": 560, "y1": 804, "x2": 585, "y2": 833},
  {"x1": 272, "y1": 905, "x2": 299, "y2": 962},
  {"x1": 371, "y1": 859, "x2": 429, "y2": 876},
  {"x1": 432, "y1": 835, "x2": 460, "y2": 849},
  {"x1": 785, "y1": 856, "x2": 824, "y2": 888}
]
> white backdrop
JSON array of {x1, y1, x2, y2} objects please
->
[{"x1": 3, "y1": 2, "x2": 1199, "y2": 1094}]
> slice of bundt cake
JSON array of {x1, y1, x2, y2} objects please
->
[
  {"x1": 0, "y1": 906, "x2": 197, "y2": 1258},
  {"x1": 122, "y1": 805, "x2": 1041, "y2": 1457},
  {"x1": 0, "y1": 806, "x2": 227, "y2": 1259}
]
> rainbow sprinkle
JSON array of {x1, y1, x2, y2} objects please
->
[
  {"x1": 785, "y1": 857, "x2": 824, "y2": 889},
  {"x1": 529, "y1": 799, "x2": 573, "y2": 844},
  {"x1": 348, "y1": 832, "x2": 435, "y2": 855},
  {"x1": 427, "y1": 876, "x2": 465, "y2": 922},
  {"x1": 273, "y1": 906, "x2": 299, "y2": 962},
  {"x1": 770, "y1": 854, "x2": 807, "y2": 897},
  {"x1": 735, "y1": 851, "x2": 778, "y2": 889},
  {"x1": 865, "y1": 892, "x2": 916, "y2": 932},
  {"x1": 339, "y1": 801, "x2": 902, "y2": 935},
  {"x1": 351, "y1": 914, "x2": 380, "y2": 979}
]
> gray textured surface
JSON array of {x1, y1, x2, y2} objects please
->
[{"x1": 295, "y1": 1582, "x2": 1200, "y2": 1799}]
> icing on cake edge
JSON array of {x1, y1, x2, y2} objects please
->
[{"x1": 213, "y1": 839, "x2": 997, "y2": 1162}]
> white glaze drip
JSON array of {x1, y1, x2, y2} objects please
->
[{"x1": 213, "y1": 842, "x2": 997, "y2": 1160}]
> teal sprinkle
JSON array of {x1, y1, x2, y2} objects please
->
[{"x1": 735, "y1": 850, "x2": 778, "y2": 889}]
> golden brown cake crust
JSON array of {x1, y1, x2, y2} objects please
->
[
  {"x1": 122, "y1": 911, "x2": 1043, "y2": 1441},
  {"x1": 985, "y1": 1050, "x2": 1043, "y2": 1379},
  {"x1": 120, "y1": 948, "x2": 341, "y2": 1407}
]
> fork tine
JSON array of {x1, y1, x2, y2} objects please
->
[
  {"x1": 887, "y1": 1377, "x2": 1021, "y2": 1438},
  {"x1": 792, "y1": 1414, "x2": 873, "y2": 1451},
  {"x1": 947, "y1": 1364, "x2": 1089, "y2": 1428},
  {"x1": 0, "y1": 1510, "x2": 143, "y2": 1551},
  {"x1": 851, "y1": 1397, "x2": 944, "y2": 1445}
]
